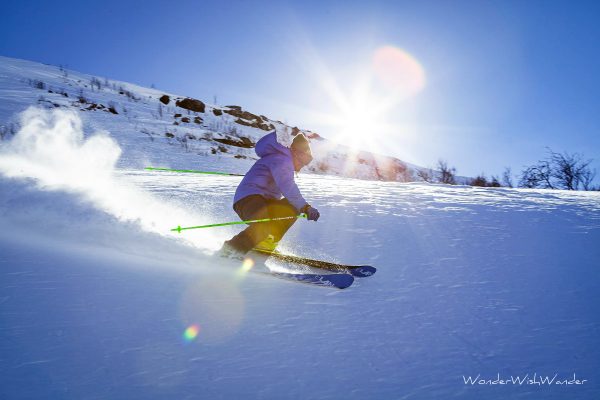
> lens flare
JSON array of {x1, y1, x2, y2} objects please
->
[
  {"x1": 183, "y1": 324, "x2": 200, "y2": 342},
  {"x1": 179, "y1": 279, "x2": 245, "y2": 343},
  {"x1": 372, "y1": 45, "x2": 426, "y2": 97},
  {"x1": 241, "y1": 257, "x2": 254, "y2": 271},
  {"x1": 234, "y1": 257, "x2": 256, "y2": 280}
]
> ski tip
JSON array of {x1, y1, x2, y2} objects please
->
[
  {"x1": 349, "y1": 266, "x2": 377, "y2": 278},
  {"x1": 332, "y1": 273, "x2": 354, "y2": 289}
]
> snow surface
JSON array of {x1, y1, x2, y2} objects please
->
[{"x1": 1, "y1": 57, "x2": 600, "y2": 399}]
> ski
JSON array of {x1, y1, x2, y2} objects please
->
[
  {"x1": 218, "y1": 253, "x2": 354, "y2": 289},
  {"x1": 260, "y1": 270, "x2": 354, "y2": 289},
  {"x1": 252, "y1": 249, "x2": 377, "y2": 278}
]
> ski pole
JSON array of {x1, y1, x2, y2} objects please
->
[
  {"x1": 171, "y1": 214, "x2": 307, "y2": 233},
  {"x1": 145, "y1": 167, "x2": 245, "y2": 176}
]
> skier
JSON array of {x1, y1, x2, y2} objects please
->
[{"x1": 219, "y1": 127, "x2": 320, "y2": 259}]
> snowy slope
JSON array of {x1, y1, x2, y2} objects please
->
[
  {"x1": 0, "y1": 55, "x2": 419, "y2": 182},
  {"x1": 1, "y1": 57, "x2": 600, "y2": 399},
  {"x1": 2, "y1": 164, "x2": 599, "y2": 399}
]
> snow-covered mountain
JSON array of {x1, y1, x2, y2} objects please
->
[
  {"x1": 1, "y1": 55, "x2": 599, "y2": 399},
  {"x1": 0, "y1": 55, "x2": 417, "y2": 181}
]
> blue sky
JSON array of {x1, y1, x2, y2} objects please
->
[{"x1": 1, "y1": 0, "x2": 599, "y2": 179}]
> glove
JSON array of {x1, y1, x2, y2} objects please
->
[{"x1": 301, "y1": 204, "x2": 320, "y2": 221}]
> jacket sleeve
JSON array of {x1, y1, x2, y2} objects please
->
[{"x1": 268, "y1": 155, "x2": 308, "y2": 211}]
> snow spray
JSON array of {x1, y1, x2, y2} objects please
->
[{"x1": 0, "y1": 107, "x2": 217, "y2": 250}]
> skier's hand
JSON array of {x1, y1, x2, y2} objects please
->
[{"x1": 304, "y1": 206, "x2": 320, "y2": 221}]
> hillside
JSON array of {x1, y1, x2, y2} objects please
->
[{"x1": 0, "y1": 55, "x2": 417, "y2": 182}]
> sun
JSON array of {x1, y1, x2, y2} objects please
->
[
  {"x1": 327, "y1": 90, "x2": 392, "y2": 150},
  {"x1": 310, "y1": 45, "x2": 426, "y2": 152}
]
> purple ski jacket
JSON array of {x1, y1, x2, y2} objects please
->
[{"x1": 233, "y1": 132, "x2": 308, "y2": 211}]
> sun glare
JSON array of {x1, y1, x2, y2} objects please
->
[
  {"x1": 314, "y1": 45, "x2": 426, "y2": 152},
  {"x1": 282, "y1": 32, "x2": 426, "y2": 155},
  {"x1": 332, "y1": 92, "x2": 389, "y2": 149}
]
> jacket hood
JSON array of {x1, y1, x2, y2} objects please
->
[
  {"x1": 256, "y1": 125, "x2": 312, "y2": 159},
  {"x1": 255, "y1": 131, "x2": 291, "y2": 158}
]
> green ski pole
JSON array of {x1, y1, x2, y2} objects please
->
[
  {"x1": 171, "y1": 214, "x2": 307, "y2": 233},
  {"x1": 145, "y1": 167, "x2": 245, "y2": 176}
]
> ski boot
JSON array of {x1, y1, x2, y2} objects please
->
[{"x1": 253, "y1": 234, "x2": 278, "y2": 253}]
